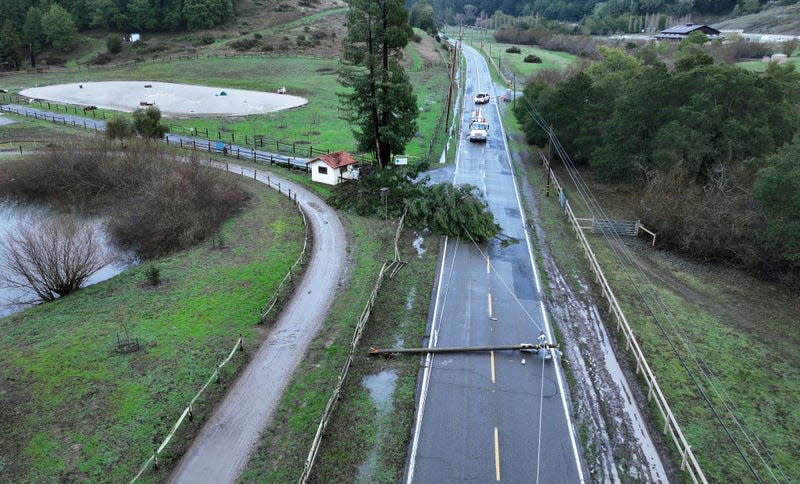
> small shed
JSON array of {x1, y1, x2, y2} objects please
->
[
  {"x1": 656, "y1": 24, "x2": 721, "y2": 41},
  {"x1": 307, "y1": 151, "x2": 359, "y2": 185}
]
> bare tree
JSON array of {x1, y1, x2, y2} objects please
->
[{"x1": 0, "y1": 215, "x2": 108, "y2": 302}]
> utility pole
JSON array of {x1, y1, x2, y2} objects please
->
[{"x1": 444, "y1": 29, "x2": 461, "y2": 130}]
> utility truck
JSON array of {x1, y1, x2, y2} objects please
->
[{"x1": 468, "y1": 108, "x2": 489, "y2": 142}]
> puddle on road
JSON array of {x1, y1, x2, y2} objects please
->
[{"x1": 356, "y1": 369, "x2": 398, "y2": 483}]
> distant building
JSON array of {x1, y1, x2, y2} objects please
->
[
  {"x1": 656, "y1": 24, "x2": 721, "y2": 41},
  {"x1": 128, "y1": 33, "x2": 141, "y2": 43},
  {"x1": 307, "y1": 151, "x2": 359, "y2": 185}
]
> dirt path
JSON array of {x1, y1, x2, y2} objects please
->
[{"x1": 168, "y1": 163, "x2": 346, "y2": 484}]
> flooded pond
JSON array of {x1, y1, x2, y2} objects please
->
[{"x1": 0, "y1": 201, "x2": 134, "y2": 318}]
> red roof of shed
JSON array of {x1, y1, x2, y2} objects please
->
[{"x1": 308, "y1": 151, "x2": 358, "y2": 169}]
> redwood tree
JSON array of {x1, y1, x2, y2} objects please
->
[{"x1": 339, "y1": 0, "x2": 418, "y2": 168}]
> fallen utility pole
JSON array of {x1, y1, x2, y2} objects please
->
[{"x1": 368, "y1": 342, "x2": 559, "y2": 356}]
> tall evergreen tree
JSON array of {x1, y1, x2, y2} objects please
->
[
  {"x1": 42, "y1": 4, "x2": 78, "y2": 53},
  {"x1": 23, "y1": 7, "x2": 45, "y2": 51},
  {"x1": 0, "y1": 21, "x2": 23, "y2": 69},
  {"x1": 339, "y1": 0, "x2": 418, "y2": 168}
]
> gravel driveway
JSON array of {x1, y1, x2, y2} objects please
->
[{"x1": 168, "y1": 162, "x2": 346, "y2": 484}]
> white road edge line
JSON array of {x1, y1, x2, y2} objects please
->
[
  {"x1": 406, "y1": 236, "x2": 450, "y2": 484},
  {"x1": 494, "y1": 426, "x2": 501, "y2": 481},
  {"x1": 489, "y1": 64, "x2": 586, "y2": 483}
]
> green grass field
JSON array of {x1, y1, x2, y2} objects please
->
[
  {"x1": 443, "y1": 27, "x2": 576, "y2": 83},
  {"x1": 238, "y1": 213, "x2": 440, "y2": 482},
  {"x1": 0, "y1": 176, "x2": 305, "y2": 482},
  {"x1": 0, "y1": 35, "x2": 450, "y2": 163},
  {"x1": 520, "y1": 150, "x2": 800, "y2": 482},
  {"x1": 737, "y1": 58, "x2": 800, "y2": 72}
]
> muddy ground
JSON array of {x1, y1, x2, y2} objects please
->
[{"x1": 509, "y1": 133, "x2": 677, "y2": 483}]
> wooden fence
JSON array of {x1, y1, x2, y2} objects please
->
[
  {"x1": 129, "y1": 159, "x2": 309, "y2": 482},
  {"x1": 0, "y1": 98, "x2": 374, "y2": 165},
  {"x1": 298, "y1": 211, "x2": 406, "y2": 483},
  {"x1": 130, "y1": 336, "x2": 244, "y2": 483},
  {"x1": 539, "y1": 153, "x2": 706, "y2": 483},
  {"x1": 575, "y1": 217, "x2": 657, "y2": 246},
  {"x1": 260, "y1": 196, "x2": 310, "y2": 323},
  {"x1": 1, "y1": 94, "x2": 107, "y2": 118}
]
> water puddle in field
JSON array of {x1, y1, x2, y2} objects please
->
[
  {"x1": 356, "y1": 369, "x2": 398, "y2": 482},
  {"x1": 412, "y1": 234, "x2": 426, "y2": 257},
  {"x1": 0, "y1": 201, "x2": 134, "y2": 318}
]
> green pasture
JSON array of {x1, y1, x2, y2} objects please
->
[
  {"x1": 0, "y1": 45, "x2": 449, "y2": 162},
  {"x1": 444, "y1": 26, "x2": 577, "y2": 80},
  {"x1": 486, "y1": 42, "x2": 576, "y2": 77},
  {"x1": 737, "y1": 58, "x2": 800, "y2": 72},
  {"x1": 0, "y1": 116, "x2": 96, "y2": 146},
  {"x1": 523, "y1": 150, "x2": 800, "y2": 482},
  {"x1": 0, "y1": 177, "x2": 305, "y2": 482}
]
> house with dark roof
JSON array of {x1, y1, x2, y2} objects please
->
[
  {"x1": 307, "y1": 151, "x2": 359, "y2": 185},
  {"x1": 656, "y1": 23, "x2": 721, "y2": 41}
]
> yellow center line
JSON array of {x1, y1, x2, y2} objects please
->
[
  {"x1": 490, "y1": 351, "x2": 496, "y2": 383},
  {"x1": 487, "y1": 292, "x2": 493, "y2": 318},
  {"x1": 486, "y1": 255, "x2": 491, "y2": 274},
  {"x1": 494, "y1": 426, "x2": 501, "y2": 481}
]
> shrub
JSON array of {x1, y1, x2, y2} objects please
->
[
  {"x1": 0, "y1": 215, "x2": 108, "y2": 302},
  {"x1": 145, "y1": 265, "x2": 161, "y2": 286},
  {"x1": 0, "y1": 143, "x2": 250, "y2": 259},
  {"x1": 506, "y1": 46, "x2": 521, "y2": 54},
  {"x1": 90, "y1": 52, "x2": 113, "y2": 65},
  {"x1": 230, "y1": 36, "x2": 260, "y2": 51},
  {"x1": 132, "y1": 106, "x2": 168, "y2": 139},
  {"x1": 105, "y1": 116, "x2": 134, "y2": 142},
  {"x1": 201, "y1": 34, "x2": 215, "y2": 45},
  {"x1": 524, "y1": 54, "x2": 542, "y2": 63},
  {"x1": 106, "y1": 34, "x2": 122, "y2": 54},
  {"x1": 639, "y1": 168, "x2": 764, "y2": 266}
]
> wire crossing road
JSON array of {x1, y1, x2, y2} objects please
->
[{"x1": 405, "y1": 44, "x2": 587, "y2": 483}]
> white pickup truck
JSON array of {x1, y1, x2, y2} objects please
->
[
  {"x1": 468, "y1": 108, "x2": 489, "y2": 142},
  {"x1": 473, "y1": 92, "x2": 490, "y2": 104}
]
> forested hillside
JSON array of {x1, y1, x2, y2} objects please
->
[
  {"x1": 514, "y1": 45, "x2": 800, "y2": 278},
  {"x1": 417, "y1": 0, "x2": 799, "y2": 23},
  {"x1": 0, "y1": 0, "x2": 238, "y2": 36}
]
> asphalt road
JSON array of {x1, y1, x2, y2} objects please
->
[
  {"x1": 0, "y1": 104, "x2": 106, "y2": 130},
  {"x1": 405, "y1": 43, "x2": 587, "y2": 483}
]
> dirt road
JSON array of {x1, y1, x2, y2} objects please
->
[{"x1": 168, "y1": 163, "x2": 346, "y2": 483}]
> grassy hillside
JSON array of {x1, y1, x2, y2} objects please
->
[
  {"x1": 0, "y1": 175, "x2": 304, "y2": 482},
  {"x1": 713, "y1": 4, "x2": 800, "y2": 35}
]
